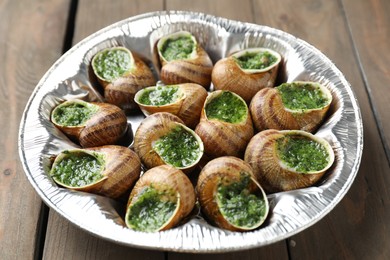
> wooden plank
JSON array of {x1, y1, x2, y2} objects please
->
[
  {"x1": 166, "y1": 0, "x2": 254, "y2": 23},
  {"x1": 252, "y1": 0, "x2": 390, "y2": 259},
  {"x1": 42, "y1": 0, "x2": 165, "y2": 259},
  {"x1": 342, "y1": 0, "x2": 390, "y2": 159},
  {"x1": 43, "y1": 215, "x2": 164, "y2": 259},
  {"x1": 0, "y1": 0, "x2": 70, "y2": 259},
  {"x1": 0, "y1": 0, "x2": 68, "y2": 259},
  {"x1": 73, "y1": 0, "x2": 165, "y2": 43},
  {"x1": 165, "y1": 0, "x2": 290, "y2": 258}
]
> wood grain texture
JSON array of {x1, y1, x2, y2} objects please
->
[
  {"x1": 73, "y1": 0, "x2": 164, "y2": 43},
  {"x1": 342, "y1": 0, "x2": 390, "y2": 160},
  {"x1": 166, "y1": 0, "x2": 254, "y2": 23},
  {"x1": 42, "y1": 0, "x2": 165, "y2": 259},
  {"x1": 43, "y1": 212, "x2": 163, "y2": 260},
  {"x1": 11, "y1": 0, "x2": 387, "y2": 259},
  {"x1": 252, "y1": 0, "x2": 390, "y2": 259},
  {"x1": 0, "y1": 0, "x2": 69, "y2": 259}
]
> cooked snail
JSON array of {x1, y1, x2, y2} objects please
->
[
  {"x1": 51, "y1": 99, "x2": 128, "y2": 148},
  {"x1": 197, "y1": 156, "x2": 269, "y2": 231},
  {"x1": 195, "y1": 90, "x2": 254, "y2": 158},
  {"x1": 50, "y1": 145, "x2": 141, "y2": 199},
  {"x1": 134, "y1": 112, "x2": 204, "y2": 171},
  {"x1": 134, "y1": 83, "x2": 208, "y2": 128},
  {"x1": 250, "y1": 81, "x2": 332, "y2": 132},
  {"x1": 92, "y1": 46, "x2": 156, "y2": 110},
  {"x1": 244, "y1": 129, "x2": 335, "y2": 193},
  {"x1": 212, "y1": 48, "x2": 281, "y2": 103},
  {"x1": 157, "y1": 31, "x2": 213, "y2": 88},
  {"x1": 125, "y1": 165, "x2": 195, "y2": 232}
]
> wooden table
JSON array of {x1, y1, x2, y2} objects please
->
[{"x1": 1, "y1": 0, "x2": 389, "y2": 259}]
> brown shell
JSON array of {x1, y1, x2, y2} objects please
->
[
  {"x1": 133, "y1": 112, "x2": 203, "y2": 171},
  {"x1": 212, "y1": 48, "x2": 281, "y2": 103},
  {"x1": 157, "y1": 32, "x2": 213, "y2": 89},
  {"x1": 134, "y1": 83, "x2": 208, "y2": 128},
  {"x1": 125, "y1": 165, "x2": 196, "y2": 231},
  {"x1": 196, "y1": 156, "x2": 269, "y2": 231},
  {"x1": 244, "y1": 129, "x2": 335, "y2": 193},
  {"x1": 195, "y1": 91, "x2": 254, "y2": 158},
  {"x1": 104, "y1": 55, "x2": 156, "y2": 111},
  {"x1": 51, "y1": 145, "x2": 141, "y2": 199},
  {"x1": 250, "y1": 82, "x2": 332, "y2": 132},
  {"x1": 51, "y1": 99, "x2": 127, "y2": 148},
  {"x1": 92, "y1": 47, "x2": 134, "y2": 88}
]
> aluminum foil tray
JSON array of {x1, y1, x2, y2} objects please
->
[{"x1": 18, "y1": 11, "x2": 363, "y2": 252}]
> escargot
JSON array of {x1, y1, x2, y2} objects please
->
[
  {"x1": 212, "y1": 47, "x2": 281, "y2": 103},
  {"x1": 250, "y1": 81, "x2": 333, "y2": 132},
  {"x1": 244, "y1": 129, "x2": 335, "y2": 193},
  {"x1": 50, "y1": 145, "x2": 141, "y2": 199},
  {"x1": 91, "y1": 46, "x2": 156, "y2": 110},
  {"x1": 134, "y1": 112, "x2": 204, "y2": 171},
  {"x1": 197, "y1": 156, "x2": 269, "y2": 231},
  {"x1": 134, "y1": 83, "x2": 208, "y2": 128},
  {"x1": 125, "y1": 165, "x2": 195, "y2": 232},
  {"x1": 195, "y1": 90, "x2": 254, "y2": 158},
  {"x1": 51, "y1": 99, "x2": 128, "y2": 148},
  {"x1": 157, "y1": 31, "x2": 213, "y2": 89}
]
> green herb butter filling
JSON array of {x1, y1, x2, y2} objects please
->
[
  {"x1": 235, "y1": 51, "x2": 277, "y2": 70},
  {"x1": 126, "y1": 186, "x2": 177, "y2": 232},
  {"x1": 137, "y1": 86, "x2": 181, "y2": 106},
  {"x1": 161, "y1": 36, "x2": 195, "y2": 61},
  {"x1": 52, "y1": 102, "x2": 98, "y2": 126},
  {"x1": 217, "y1": 174, "x2": 267, "y2": 228},
  {"x1": 153, "y1": 125, "x2": 201, "y2": 168},
  {"x1": 93, "y1": 48, "x2": 132, "y2": 82},
  {"x1": 277, "y1": 82, "x2": 329, "y2": 110},
  {"x1": 50, "y1": 151, "x2": 105, "y2": 187},
  {"x1": 277, "y1": 135, "x2": 330, "y2": 173},
  {"x1": 205, "y1": 91, "x2": 247, "y2": 124}
]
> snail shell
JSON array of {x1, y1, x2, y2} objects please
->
[
  {"x1": 250, "y1": 81, "x2": 332, "y2": 132},
  {"x1": 92, "y1": 47, "x2": 156, "y2": 110},
  {"x1": 51, "y1": 99, "x2": 128, "y2": 148},
  {"x1": 197, "y1": 156, "x2": 269, "y2": 231},
  {"x1": 134, "y1": 112, "x2": 204, "y2": 171},
  {"x1": 212, "y1": 48, "x2": 281, "y2": 103},
  {"x1": 50, "y1": 145, "x2": 141, "y2": 199},
  {"x1": 125, "y1": 165, "x2": 195, "y2": 232},
  {"x1": 244, "y1": 129, "x2": 335, "y2": 193},
  {"x1": 195, "y1": 91, "x2": 254, "y2": 158},
  {"x1": 134, "y1": 83, "x2": 208, "y2": 128},
  {"x1": 157, "y1": 31, "x2": 213, "y2": 89}
]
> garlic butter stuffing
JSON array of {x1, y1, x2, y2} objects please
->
[
  {"x1": 126, "y1": 165, "x2": 195, "y2": 232},
  {"x1": 50, "y1": 146, "x2": 141, "y2": 199},
  {"x1": 47, "y1": 30, "x2": 337, "y2": 233},
  {"x1": 197, "y1": 157, "x2": 269, "y2": 231},
  {"x1": 250, "y1": 81, "x2": 332, "y2": 132},
  {"x1": 51, "y1": 99, "x2": 128, "y2": 148},
  {"x1": 157, "y1": 31, "x2": 213, "y2": 88}
]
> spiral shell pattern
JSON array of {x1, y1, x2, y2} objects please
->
[
  {"x1": 135, "y1": 83, "x2": 208, "y2": 128},
  {"x1": 157, "y1": 31, "x2": 213, "y2": 88},
  {"x1": 195, "y1": 91, "x2": 254, "y2": 158},
  {"x1": 104, "y1": 56, "x2": 156, "y2": 111},
  {"x1": 197, "y1": 156, "x2": 269, "y2": 231},
  {"x1": 249, "y1": 82, "x2": 332, "y2": 132},
  {"x1": 133, "y1": 112, "x2": 203, "y2": 171},
  {"x1": 51, "y1": 145, "x2": 141, "y2": 199},
  {"x1": 212, "y1": 48, "x2": 281, "y2": 103},
  {"x1": 51, "y1": 99, "x2": 128, "y2": 148},
  {"x1": 126, "y1": 165, "x2": 196, "y2": 231},
  {"x1": 244, "y1": 129, "x2": 335, "y2": 193}
]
